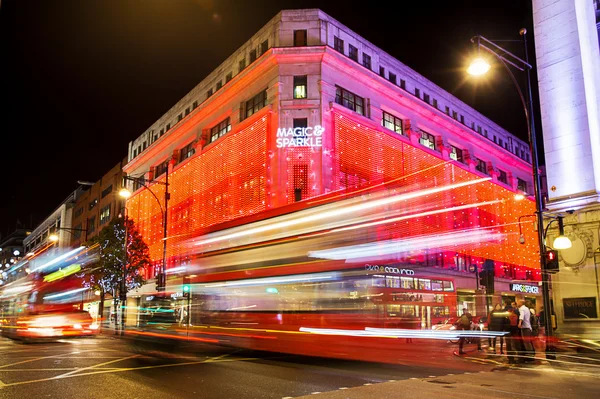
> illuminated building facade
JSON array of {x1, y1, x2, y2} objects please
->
[
  {"x1": 124, "y1": 9, "x2": 540, "y2": 315},
  {"x1": 70, "y1": 159, "x2": 127, "y2": 248},
  {"x1": 533, "y1": 0, "x2": 600, "y2": 336}
]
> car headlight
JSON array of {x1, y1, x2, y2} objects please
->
[
  {"x1": 73, "y1": 323, "x2": 83, "y2": 329},
  {"x1": 449, "y1": 326, "x2": 456, "y2": 330}
]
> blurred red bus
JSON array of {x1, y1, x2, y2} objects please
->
[{"x1": 0, "y1": 274, "x2": 98, "y2": 341}]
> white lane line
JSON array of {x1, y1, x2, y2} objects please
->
[
  {"x1": 54, "y1": 355, "x2": 139, "y2": 379},
  {"x1": 0, "y1": 351, "x2": 86, "y2": 369}
]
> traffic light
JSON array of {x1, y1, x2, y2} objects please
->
[
  {"x1": 479, "y1": 270, "x2": 488, "y2": 288},
  {"x1": 182, "y1": 284, "x2": 191, "y2": 298},
  {"x1": 155, "y1": 273, "x2": 166, "y2": 291},
  {"x1": 545, "y1": 249, "x2": 560, "y2": 273}
]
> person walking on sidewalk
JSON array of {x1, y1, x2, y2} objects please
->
[
  {"x1": 505, "y1": 301, "x2": 521, "y2": 364},
  {"x1": 488, "y1": 303, "x2": 506, "y2": 354},
  {"x1": 454, "y1": 308, "x2": 476, "y2": 355},
  {"x1": 518, "y1": 300, "x2": 536, "y2": 362}
]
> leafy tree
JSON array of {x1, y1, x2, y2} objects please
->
[{"x1": 82, "y1": 216, "x2": 149, "y2": 328}]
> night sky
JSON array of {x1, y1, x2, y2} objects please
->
[{"x1": 0, "y1": 0, "x2": 537, "y2": 235}]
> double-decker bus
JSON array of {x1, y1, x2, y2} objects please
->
[
  {"x1": 0, "y1": 273, "x2": 98, "y2": 341},
  {"x1": 127, "y1": 182, "x2": 479, "y2": 362}
]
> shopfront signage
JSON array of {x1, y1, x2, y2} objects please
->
[
  {"x1": 276, "y1": 125, "x2": 324, "y2": 148},
  {"x1": 563, "y1": 297, "x2": 598, "y2": 319},
  {"x1": 365, "y1": 264, "x2": 414, "y2": 275},
  {"x1": 510, "y1": 283, "x2": 539, "y2": 294}
]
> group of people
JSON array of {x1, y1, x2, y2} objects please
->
[
  {"x1": 455, "y1": 299, "x2": 542, "y2": 364},
  {"x1": 487, "y1": 299, "x2": 541, "y2": 363}
]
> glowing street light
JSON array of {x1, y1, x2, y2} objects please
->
[
  {"x1": 49, "y1": 234, "x2": 59, "y2": 242},
  {"x1": 553, "y1": 217, "x2": 572, "y2": 250},
  {"x1": 119, "y1": 188, "x2": 132, "y2": 199},
  {"x1": 467, "y1": 57, "x2": 491, "y2": 76}
]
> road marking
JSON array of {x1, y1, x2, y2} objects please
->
[
  {"x1": 54, "y1": 355, "x2": 139, "y2": 378},
  {"x1": 339, "y1": 387, "x2": 349, "y2": 390},
  {"x1": 311, "y1": 392, "x2": 321, "y2": 395},
  {"x1": 0, "y1": 351, "x2": 86, "y2": 369},
  {"x1": 363, "y1": 383, "x2": 372, "y2": 386}
]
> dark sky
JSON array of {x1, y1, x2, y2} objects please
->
[{"x1": 0, "y1": 0, "x2": 537, "y2": 235}]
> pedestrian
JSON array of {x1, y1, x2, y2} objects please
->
[
  {"x1": 518, "y1": 300, "x2": 536, "y2": 361},
  {"x1": 454, "y1": 308, "x2": 473, "y2": 355},
  {"x1": 504, "y1": 300, "x2": 521, "y2": 364},
  {"x1": 488, "y1": 303, "x2": 505, "y2": 354}
]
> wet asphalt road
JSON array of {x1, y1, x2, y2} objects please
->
[{"x1": 0, "y1": 335, "x2": 497, "y2": 399}]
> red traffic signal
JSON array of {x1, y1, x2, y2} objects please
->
[{"x1": 545, "y1": 249, "x2": 559, "y2": 273}]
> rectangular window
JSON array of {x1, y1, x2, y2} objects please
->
[
  {"x1": 74, "y1": 207, "x2": 84, "y2": 218},
  {"x1": 379, "y1": 66, "x2": 385, "y2": 77},
  {"x1": 250, "y1": 49, "x2": 257, "y2": 62},
  {"x1": 460, "y1": 115, "x2": 465, "y2": 124},
  {"x1": 400, "y1": 79, "x2": 406, "y2": 90},
  {"x1": 498, "y1": 170, "x2": 508, "y2": 184},
  {"x1": 362, "y1": 53, "x2": 371, "y2": 70},
  {"x1": 179, "y1": 142, "x2": 195, "y2": 162},
  {"x1": 225, "y1": 72, "x2": 232, "y2": 83},
  {"x1": 160, "y1": 129, "x2": 164, "y2": 136},
  {"x1": 382, "y1": 111, "x2": 403, "y2": 135},
  {"x1": 293, "y1": 118, "x2": 308, "y2": 129},
  {"x1": 419, "y1": 131, "x2": 436, "y2": 150},
  {"x1": 294, "y1": 30, "x2": 307, "y2": 46},
  {"x1": 101, "y1": 185, "x2": 113, "y2": 199},
  {"x1": 476, "y1": 158, "x2": 488, "y2": 174},
  {"x1": 335, "y1": 86, "x2": 365, "y2": 116},
  {"x1": 348, "y1": 44, "x2": 358, "y2": 61},
  {"x1": 449, "y1": 146, "x2": 463, "y2": 163},
  {"x1": 89, "y1": 198, "x2": 98, "y2": 211},
  {"x1": 244, "y1": 90, "x2": 267, "y2": 119},
  {"x1": 87, "y1": 216, "x2": 96, "y2": 233},
  {"x1": 178, "y1": 113, "x2": 183, "y2": 122},
  {"x1": 423, "y1": 93, "x2": 430, "y2": 104},
  {"x1": 517, "y1": 178, "x2": 528, "y2": 193},
  {"x1": 293, "y1": 75, "x2": 307, "y2": 99},
  {"x1": 415, "y1": 88, "x2": 420, "y2": 98},
  {"x1": 260, "y1": 39, "x2": 268, "y2": 55},
  {"x1": 72, "y1": 224, "x2": 83, "y2": 239},
  {"x1": 207, "y1": 88, "x2": 213, "y2": 98},
  {"x1": 334, "y1": 36, "x2": 344, "y2": 53},
  {"x1": 216, "y1": 80, "x2": 222, "y2": 90},
  {"x1": 477, "y1": 125, "x2": 482, "y2": 134},
  {"x1": 155, "y1": 160, "x2": 169, "y2": 177},
  {"x1": 210, "y1": 117, "x2": 232, "y2": 143},
  {"x1": 193, "y1": 100, "x2": 198, "y2": 109},
  {"x1": 142, "y1": 142, "x2": 147, "y2": 150},
  {"x1": 388, "y1": 72, "x2": 397, "y2": 84},
  {"x1": 499, "y1": 138, "x2": 503, "y2": 147},
  {"x1": 445, "y1": 106, "x2": 450, "y2": 115},
  {"x1": 239, "y1": 57, "x2": 246, "y2": 72},
  {"x1": 185, "y1": 107, "x2": 190, "y2": 116},
  {"x1": 99, "y1": 205, "x2": 111, "y2": 225}
]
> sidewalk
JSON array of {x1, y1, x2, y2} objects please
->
[{"x1": 295, "y1": 366, "x2": 600, "y2": 399}]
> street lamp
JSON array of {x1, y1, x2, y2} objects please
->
[
  {"x1": 467, "y1": 29, "x2": 557, "y2": 359},
  {"x1": 48, "y1": 227, "x2": 88, "y2": 243},
  {"x1": 119, "y1": 171, "x2": 170, "y2": 292}
]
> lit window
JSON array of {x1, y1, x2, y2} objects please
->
[
  {"x1": 179, "y1": 142, "x2": 195, "y2": 162},
  {"x1": 449, "y1": 146, "x2": 463, "y2": 163},
  {"x1": 382, "y1": 111, "x2": 403, "y2": 135},
  {"x1": 419, "y1": 131, "x2": 436, "y2": 150},
  {"x1": 100, "y1": 205, "x2": 111, "y2": 225},
  {"x1": 210, "y1": 117, "x2": 232, "y2": 143},
  {"x1": 293, "y1": 75, "x2": 307, "y2": 99}
]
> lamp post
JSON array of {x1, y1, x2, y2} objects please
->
[
  {"x1": 119, "y1": 168, "x2": 170, "y2": 292},
  {"x1": 48, "y1": 227, "x2": 88, "y2": 243},
  {"x1": 467, "y1": 29, "x2": 556, "y2": 358}
]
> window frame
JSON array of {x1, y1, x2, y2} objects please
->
[
  {"x1": 419, "y1": 131, "x2": 436, "y2": 151},
  {"x1": 348, "y1": 44, "x2": 358, "y2": 61},
  {"x1": 334, "y1": 36, "x2": 344, "y2": 53},
  {"x1": 209, "y1": 117, "x2": 232, "y2": 143},
  {"x1": 244, "y1": 90, "x2": 268, "y2": 119},
  {"x1": 381, "y1": 111, "x2": 404, "y2": 135},
  {"x1": 335, "y1": 86, "x2": 365, "y2": 116},
  {"x1": 293, "y1": 75, "x2": 307, "y2": 99},
  {"x1": 294, "y1": 30, "x2": 307, "y2": 47}
]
